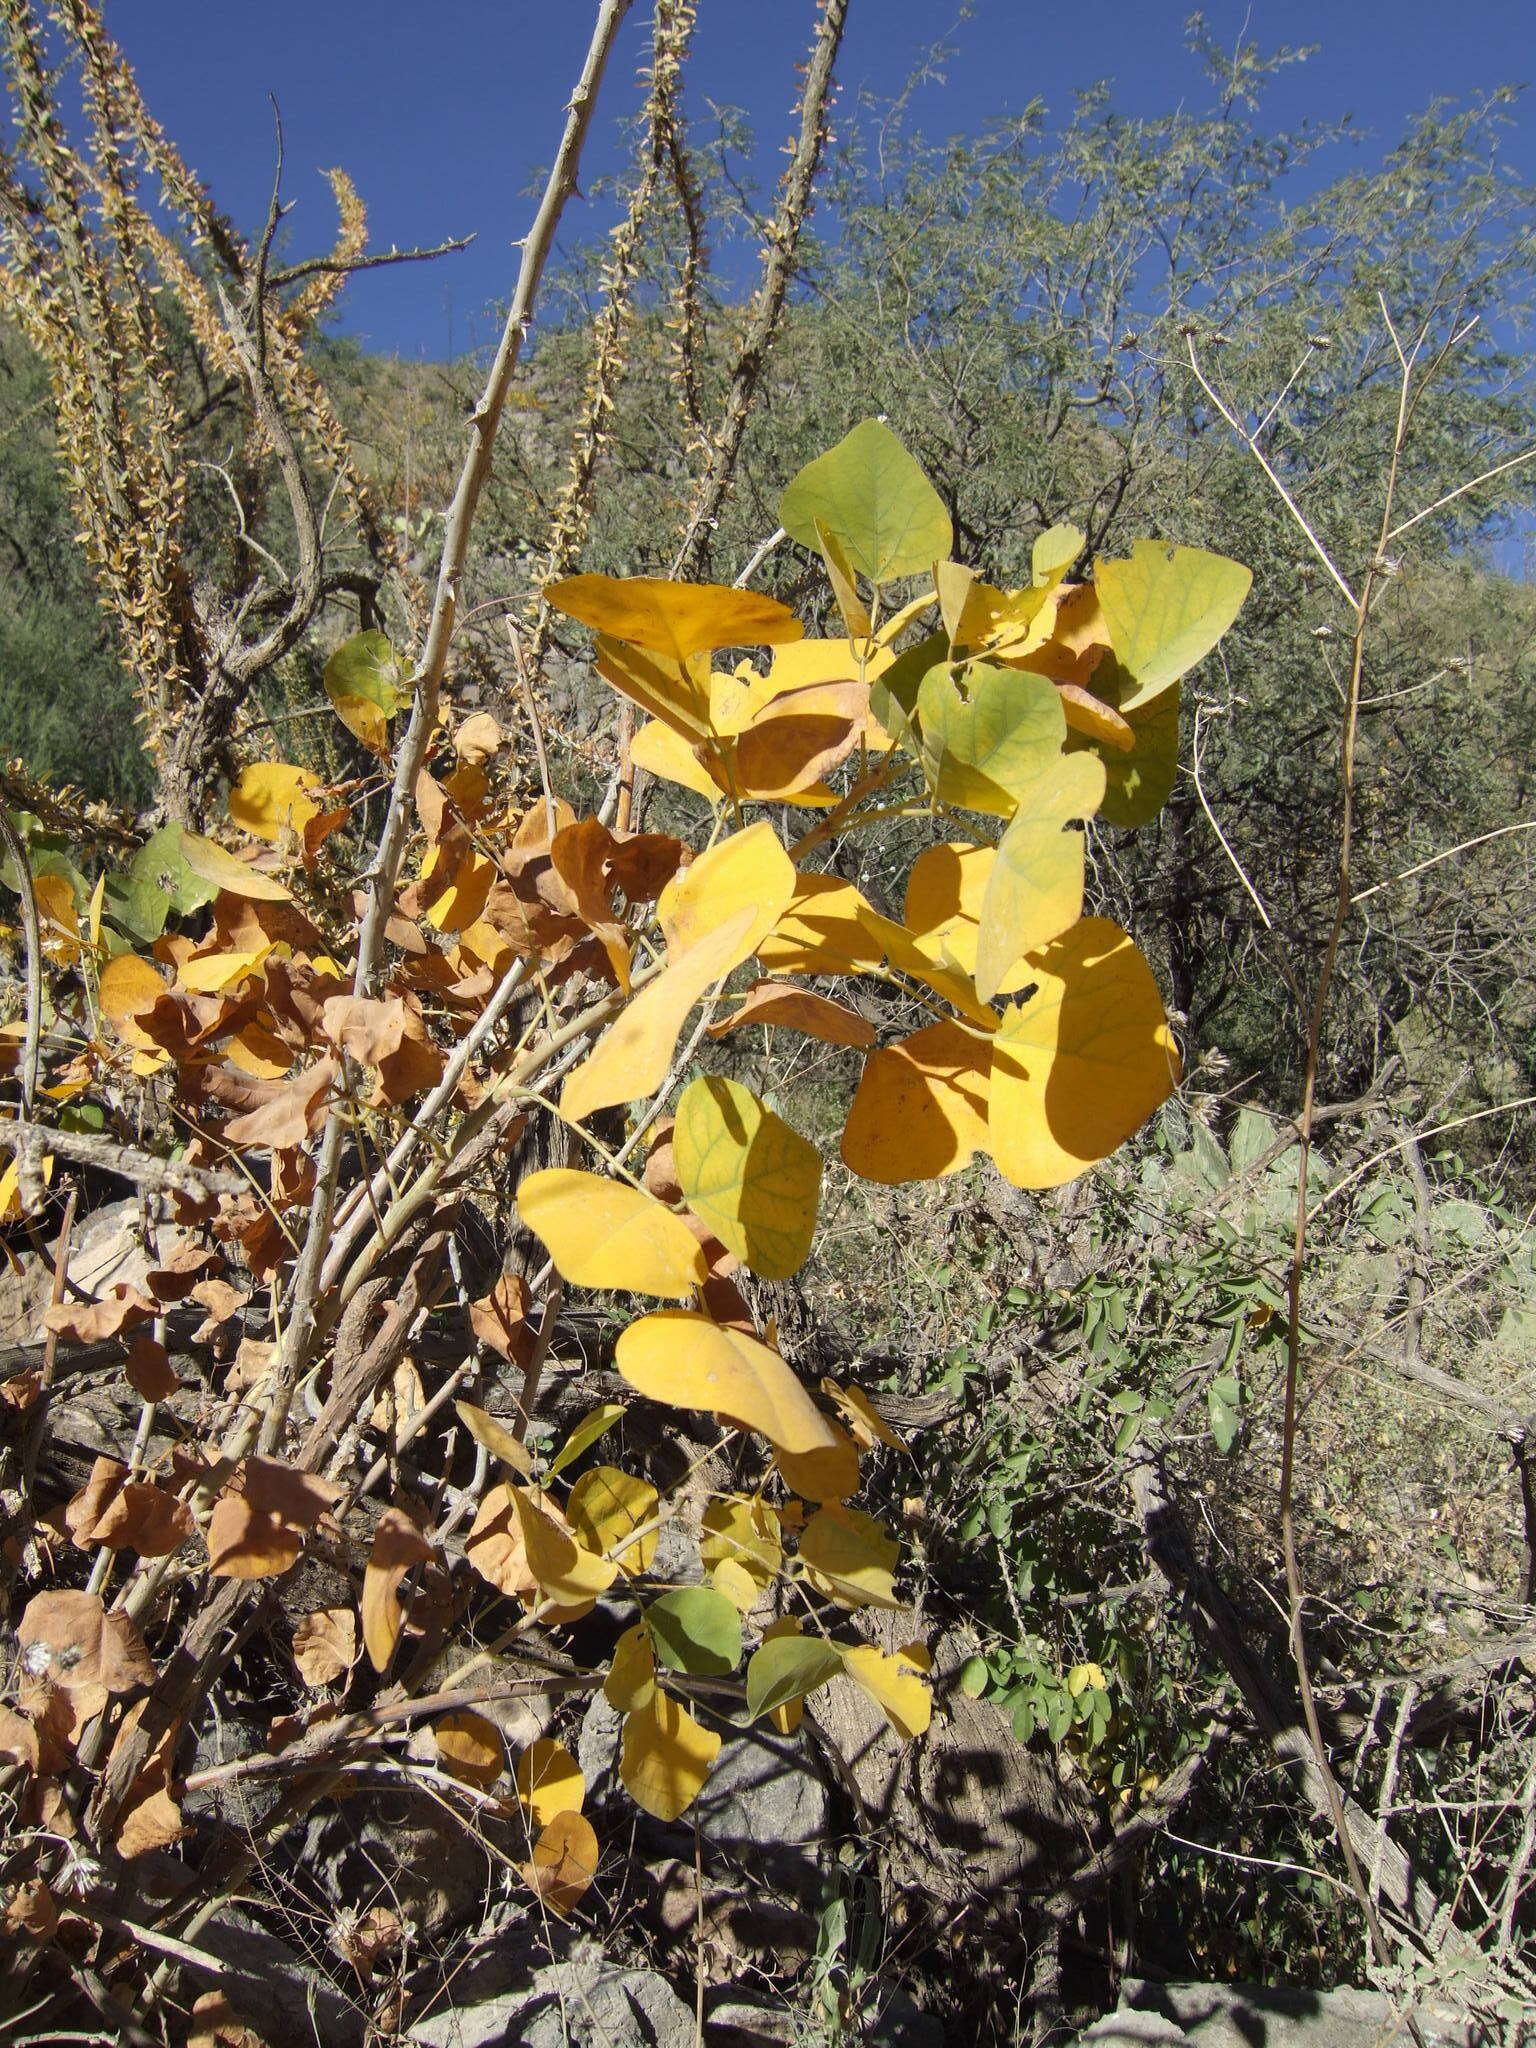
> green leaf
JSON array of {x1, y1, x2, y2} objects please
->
[
  {"x1": 1094, "y1": 541, "x2": 1251, "y2": 715},
  {"x1": 1208, "y1": 1378, "x2": 1241, "y2": 1455},
  {"x1": 958, "y1": 1655, "x2": 989, "y2": 1698},
  {"x1": 916, "y1": 662, "x2": 1066, "y2": 817},
  {"x1": 110, "y1": 824, "x2": 217, "y2": 941},
  {"x1": 745, "y1": 1635, "x2": 844, "y2": 1719},
  {"x1": 1067, "y1": 669, "x2": 1181, "y2": 830},
  {"x1": 780, "y1": 419, "x2": 952, "y2": 585},
  {"x1": 547, "y1": 1402, "x2": 627, "y2": 1480},
  {"x1": 869, "y1": 631, "x2": 944, "y2": 753},
  {"x1": 674, "y1": 1075, "x2": 821, "y2": 1280},
  {"x1": 814, "y1": 521, "x2": 872, "y2": 639},
  {"x1": 646, "y1": 1588, "x2": 743, "y2": 1678},
  {"x1": 324, "y1": 629, "x2": 408, "y2": 750}
]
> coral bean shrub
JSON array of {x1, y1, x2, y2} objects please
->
[{"x1": 0, "y1": 419, "x2": 1246, "y2": 1946}]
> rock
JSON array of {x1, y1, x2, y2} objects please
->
[
  {"x1": 706, "y1": 1985, "x2": 942, "y2": 2046},
  {"x1": 299, "y1": 1783, "x2": 497, "y2": 1938},
  {"x1": 1109, "y1": 1981, "x2": 1495, "y2": 2048},
  {"x1": 195, "y1": 1903, "x2": 364, "y2": 2048},
  {"x1": 811, "y1": 1617, "x2": 1088, "y2": 1902},
  {"x1": 1078, "y1": 2013, "x2": 1192, "y2": 2048},
  {"x1": 638, "y1": 1858, "x2": 818, "y2": 1976},
  {"x1": 579, "y1": 1691, "x2": 830, "y2": 1897},
  {"x1": 407, "y1": 1936, "x2": 693, "y2": 2047}
]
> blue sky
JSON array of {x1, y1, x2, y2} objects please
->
[{"x1": 113, "y1": 0, "x2": 1535, "y2": 360}]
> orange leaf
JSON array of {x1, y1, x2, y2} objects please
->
[
  {"x1": 708, "y1": 978, "x2": 875, "y2": 1049},
  {"x1": 523, "y1": 1810, "x2": 599, "y2": 1917},
  {"x1": 362, "y1": 1507, "x2": 432, "y2": 1672}
]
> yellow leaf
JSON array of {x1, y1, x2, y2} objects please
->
[
  {"x1": 0, "y1": 1152, "x2": 51, "y2": 1221},
  {"x1": 656, "y1": 821, "x2": 795, "y2": 958},
  {"x1": 604, "y1": 1623, "x2": 657, "y2": 1712},
  {"x1": 987, "y1": 918, "x2": 1179, "y2": 1190},
  {"x1": 547, "y1": 573, "x2": 803, "y2": 663},
  {"x1": 566, "y1": 1466, "x2": 659, "y2": 1577},
  {"x1": 674, "y1": 1076, "x2": 821, "y2": 1280},
  {"x1": 857, "y1": 907, "x2": 995, "y2": 1028},
  {"x1": 1068, "y1": 1661, "x2": 1108, "y2": 1697},
  {"x1": 424, "y1": 849, "x2": 496, "y2": 934},
  {"x1": 774, "y1": 1427, "x2": 862, "y2": 1504},
  {"x1": 454, "y1": 1401, "x2": 535, "y2": 1480},
  {"x1": 631, "y1": 718, "x2": 724, "y2": 803},
  {"x1": 952, "y1": 577, "x2": 1057, "y2": 656},
  {"x1": 516, "y1": 1169, "x2": 706, "y2": 1299},
  {"x1": 619, "y1": 1691, "x2": 720, "y2": 1820},
  {"x1": 615, "y1": 1311, "x2": 839, "y2": 1457},
  {"x1": 766, "y1": 635, "x2": 894, "y2": 694},
  {"x1": 97, "y1": 954, "x2": 167, "y2": 1045},
  {"x1": 1033, "y1": 523, "x2": 1085, "y2": 586},
  {"x1": 798, "y1": 1505, "x2": 900, "y2": 1609},
  {"x1": 974, "y1": 751, "x2": 1106, "y2": 1003},
  {"x1": 176, "y1": 946, "x2": 270, "y2": 996},
  {"x1": 755, "y1": 873, "x2": 884, "y2": 979},
  {"x1": 700, "y1": 1495, "x2": 782, "y2": 1590},
  {"x1": 711, "y1": 1559, "x2": 762, "y2": 1613},
  {"x1": 841, "y1": 1020, "x2": 990, "y2": 1184},
  {"x1": 708, "y1": 660, "x2": 776, "y2": 736},
  {"x1": 178, "y1": 831, "x2": 293, "y2": 902},
  {"x1": 842, "y1": 1642, "x2": 932, "y2": 1738},
  {"x1": 595, "y1": 636, "x2": 713, "y2": 743},
  {"x1": 821, "y1": 1379, "x2": 904, "y2": 1451},
  {"x1": 515, "y1": 1737, "x2": 584, "y2": 1827},
  {"x1": 228, "y1": 764, "x2": 320, "y2": 844},
  {"x1": 560, "y1": 906, "x2": 759, "y2": 1124},
  {"x1": 903, "y1": 842, "x2": 1030, "y2": 993},
  {"x1": 510, "y1": 1487, "x2": 619, "y2": 1608},
  {"x1": 815, "y1": 520, "x2": 873, "y2": 638}
]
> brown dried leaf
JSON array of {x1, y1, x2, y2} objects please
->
[
  {"x1": 469, "y1": 1272, "x2": 535, "y2": 1368},
  {"x1": 223, "y1": 1058, "x2": 339, "y2": 1150},
  {"x1": 188, "y1": 1990, "x2": 272, "y2": 2048},
  {"x1": 206, "y1": 1496, "x2": 301, "y2": 1579},
  {"x1": 708, "y1": 978, "x2": 876, "y2": 1049},
  {"x1": 44, "y1": 1285, "x2": 155, "y2": 1344},
  {"x1": 207, "y1": 1458, "x2": 340, "y2": 1578},
  {"x1": 190, "y1": 1276, "x2": 249, "y2": 1330},
  {"x1": 144, "y1": 1241, "x2": 220, "y2": 1303},
  {"x1": 0, "y1": 1704, "x2": 40, "y2": 1772},
  {"x1": 320, "y1": 994, "x2": 408, "y2": 1067},
  {"x1": 4, "y1": 1878, "x2": 58, "y2": 1941},
  {"x1": 109, "y1": 1698, "x2": 182, "y2": 1858},
  {"x1": 64, "y1": 1457, "x2": 193, "y2": 1557},
  {"x1": 17, "y1": 1589, "x2": 154, "y2": 1693},
  {"x1": 465, "y1": 1482, "x2": 537, "y2": 1600},
  {"x1": 123, "y1": 1334, "x2": 177, "y2": 1400},
  {"x1": 0, "y1": 1369, "x2": 42, "y2": 1408},
  {"x1": 293, "y1": 1607, "x2": 356, "y2": 1687},
  {"x1": 453, "y1": 711, "x2": 504, "y2": 764}
]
